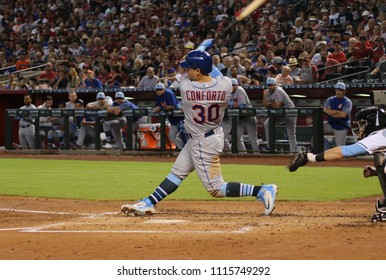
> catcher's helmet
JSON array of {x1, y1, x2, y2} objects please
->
[
  {"x1": 352, "y1": 106, "x2": 386, "y2": 139},
  {"x1": 179, "y1": 50, "x2": 212, "y2": 75}
]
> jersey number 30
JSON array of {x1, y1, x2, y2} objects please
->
[{"x1": 192, "y1": 104, "x2": 220, "y2": 124}]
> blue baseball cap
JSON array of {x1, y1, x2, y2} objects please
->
[
  {"x1": 230, "y1": 78, "x2": 238, "y2": 85},
  {"x1": 155, "y1": 83, "x2": 165, "y2": 90},
  {"x1": 96, "y1": 92, "x2": 105, "y2": 99},
  {"x1": 167, "y1": 67, "x2": 176, "y2": 74},
  {"x1": 335, "y1": 81, "x2": 346, "y2": 91},
  {"x1": 266, "y1": 77, "x2": 276, "y2": 86},
  {"x1": 115, "y1": 91, "x2": 125, "y2": 99}
]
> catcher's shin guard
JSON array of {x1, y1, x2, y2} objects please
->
[
  {"x1": 373, "y1": 152, "x2": 386, "y2": 198},
  {"x1": 375, "y1": 198, "x2": 386, "y2": 213}
]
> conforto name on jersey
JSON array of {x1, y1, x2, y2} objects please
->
[{"x1": 185, "y1": 90, "x2": 227, "y2": 101}]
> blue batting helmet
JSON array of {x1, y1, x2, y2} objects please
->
[{"x1": 180, "y1": 50, "x2": 212, "y2": 75}]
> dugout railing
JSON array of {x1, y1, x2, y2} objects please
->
[{"x1": 5, "y1": 107, "x2": 324, "y2": 154}]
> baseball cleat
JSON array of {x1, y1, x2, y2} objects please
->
[
  {"x1": 103, "y1": 143, "x2": 112, "y2": 149},
  {"x1": 371, "y1": 212, "x2": 386, "y2": 222},
  {"x1": 375, "y1": 198, "x2": 386, "y2": 213},
  {"x1": 121, "y1": 198, "x2": 156, "y2": 216},
  {"x1": 257, "y1": 184, "x2": 278, "y2": 216}
]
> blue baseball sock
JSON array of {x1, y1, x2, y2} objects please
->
[
  {"x1": 147, "y1": 173, "x2": 182, "y2": 205},
  {"x1": 221, "y1": 182, "x2": 261, "y2": 197}
]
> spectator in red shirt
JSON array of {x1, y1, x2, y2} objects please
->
[
  {"x1": 89, "y1": 37, "x2": 104, "y2": 59},
  {"x1": 371, "y1": 38, "x2": 385, "y2": 64},
  {"x1": 347, "y1": 36, "x2": 372, "y2": 62},
  {"x1": 258, "y1": 37, "x2": 272, "y2": 55},
  {"x1": 328, "y1": 41, "x2": 347, "y2": 64},
  {"x1": 97, "y1": 63, "x2": 112, "y2": 85},
  {"x1": 325, "y1": 57, "x2": 341, "y2": 78},
  {"x1": 15, "y1": 51, "x2": 30, "y2": 71},
  {"x1": 39, "y1": 62, "x2": 56, "y2": 83}
]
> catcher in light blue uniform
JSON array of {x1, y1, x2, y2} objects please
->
[
  {"x1": 288, "y1": 106, "x2": 386, "y2": 222},
  {"x1": 122, "y1": 50, "x2": 278, "y2": 216}
]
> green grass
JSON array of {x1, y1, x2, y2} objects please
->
[{"x1": 0, "y1": 158, "x2": 381, "y2": 201}]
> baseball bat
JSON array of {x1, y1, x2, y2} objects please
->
[
  {"x1": 218, "y1": 0, "x2": 267, "y2": 40},
  {"x1": 236, "y1": 0, "x2": 267, "y2": 21}
]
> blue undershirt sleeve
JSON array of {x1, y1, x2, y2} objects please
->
[{"x1": 341, "y1": 143, "x2": 368, "y2": 157}]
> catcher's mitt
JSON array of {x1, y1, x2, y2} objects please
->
[{"x1": 288, "y1": 149, "x2": 309, "y2": 172}]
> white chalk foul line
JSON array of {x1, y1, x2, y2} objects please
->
[
  {"x1": 0, "y1": 222, "x2": 69, "y2": 232},
  {"x1": 0, "y1": 208, "x2": 121, "y2": 232},
  {"x1": 20, "y1": 226, "x2": 253, "y2": 234},
  {"x1": 0, "y1": 208, "x2": 119, "y2": 217}
]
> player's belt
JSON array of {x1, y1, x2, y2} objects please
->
[
  {"x1": 19, "y1": 124, "x2": 31, "y2": 128},
  {"x1": 188, "y1": 129, "x2": 215, "y2": 139},
  {"x1": 204, "y1": 130, "x2": 215, "y2": 137}
]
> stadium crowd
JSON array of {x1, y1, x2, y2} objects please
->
[
  {"x1": 0, "y1": 0, "x2": 385, "y2": 91},
  {"x1": 2, "y1": 0, "x2": 386, "y2": 151}
]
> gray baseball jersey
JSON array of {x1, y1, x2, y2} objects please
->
[
  {"x1": 232, "y1": 86, "x2": 252, "y2": 108},
  {"x1": 267, "y1": 86, "x2": 295, "y2": 108},
  {"x1": 37, "y1": 104, "x2": 53, "y2": 127},
  {"x1": 65, "y1": 101, "x2": 75, "y2": 109},
  {"x1": 19, "y1": 104, "x2": 36, "y2": 126},
  {"x1": 179, "y1": 75, "x2": 231, "y2": 136},
  {"x1": 264, "y1": 85, "x2": 297, "y2": 152},
  {"x1": 232, "y1": 86, "x2": 259, "y2": 152},
  {"x1": 170, "y1": 75, "x2": 232, "y2": 196},
  {"x1": 18, "y1": 103, "x2": 36, "y2": 148}
]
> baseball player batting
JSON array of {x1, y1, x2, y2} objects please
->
[
  {"x1": 122, "y1": 50, "x2": 278, "y2": 216},
  {"x1": 288, "y1": 106, "x2": 386, "y2": 222}
]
